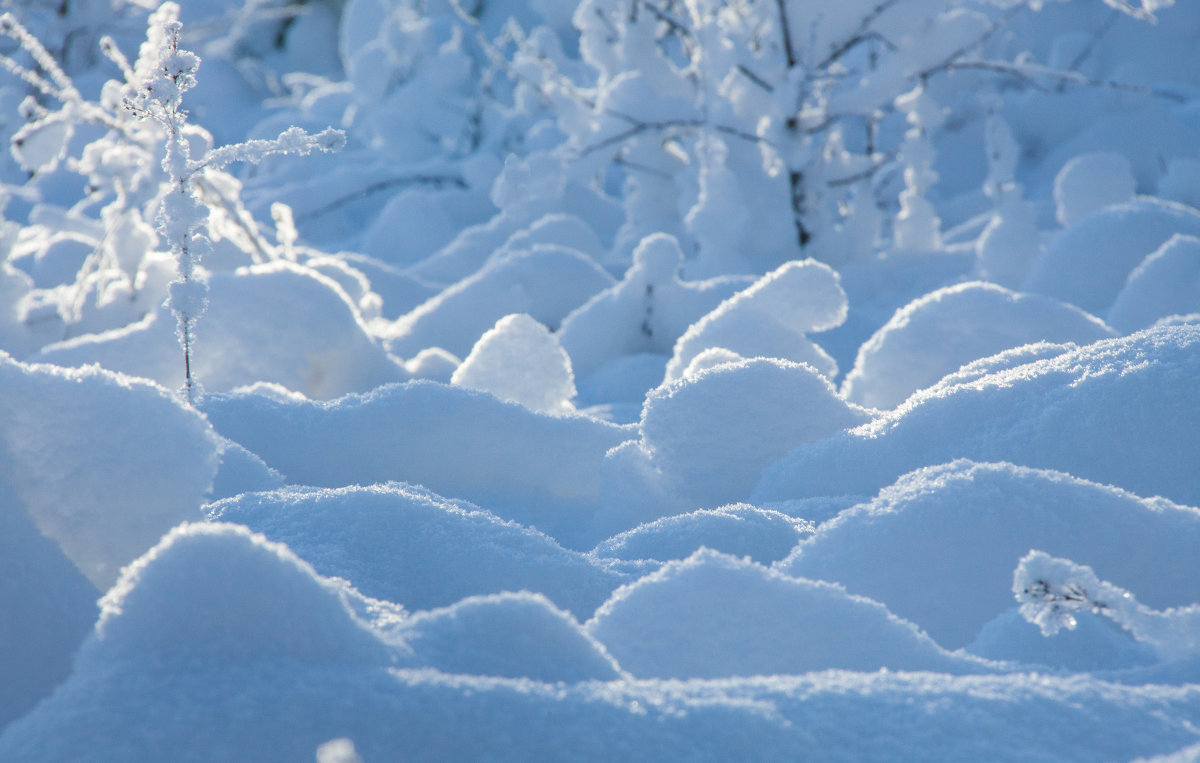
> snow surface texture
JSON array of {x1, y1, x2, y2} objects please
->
[
  {"x1": 5, "y1": 0, "x2": 1200, "y2": 760},
  {"x1": 757, "y1": 321, "x2": 1200, "y2": 509}
]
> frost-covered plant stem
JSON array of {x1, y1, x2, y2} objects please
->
[
  {"x1": 124, "y1": 3, "x2": 344, "y2": 405},
  {"x1": 1014, "y1": 550, "x2": 1200, "y2": 661}
]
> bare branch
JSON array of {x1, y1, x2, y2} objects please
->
[{"x1": 295, "y1": 175, "x2": 468, "y2": 220}]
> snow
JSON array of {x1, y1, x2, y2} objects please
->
[
  {"x1": 4, "y1": 0, "x2": 1200, "y2": 759},
  {"x1": 842, "y1": 281, "x2": 1115, "y2": 409},
  {"x1": 587, "y1": 549, "x2": 994, "y2": 679},
  {"x1": 663, "y1": 259, "x2": 848, "y2": 383},
  {"x1": 777, "y1": 460, "x2": 1200, "y2": 650},
  {"x1": 756, "y1": 321, "x2": 1200, "y2": 509},
  {"x1": 207, "y1": 483, "x2": 624, "y2": 618},
  {"x1": 1108, "y1": 235, "x2": 1200, "y2": 332},
  {"x1": 451, "y1": 312, "x2": 577, "y2": 416}
]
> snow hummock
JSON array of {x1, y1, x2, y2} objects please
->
[
  {"x1": 777, "y1": 460, "x2": 1200, "y2": 650},
  {"x1": 756, "y1": 320, "x2": 1200, "y2": 509},
  {"x1": 663, "y1": 259, "x2": 847, "y2": 383},
  {"x1": 0, "y1": 352, "x2": 221, "y2": 589},
  {"x1": 451, "y1": 313, "x2": 577, "y2": 416},
  {"x1": 1054, "y1": 152, "x2": 1137, "y2": 228},
  {"x1": 587, "y1": 549, "x2": 996, "y2": 679},
  {"x1": 842, "y1": 281, "x2": 1115, "y2": 409},
  {"x1": 1108, "y1": 235, "x2": 1200, "y2": 333},
  {"x1": 641, "y1": 358, "x2": 871, "y2": 508},
  {"x1": 207, "y1": 483, "x2": 625, "y2": 618}
]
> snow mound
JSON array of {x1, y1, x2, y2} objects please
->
[
  {"x1": 1109, "y1": 234, "x2": 1200, "y2": 333},
  {"x1": 207, "y1": 483, "x2": 625, "y2": 618},
  {"x1": 593, "y1": 504, "x2": 812, "y2": 565},
  {"x1": 842, "y1": 281, "x2": 1115, "y2": 409},
  {"x1": 0, "y1": 353, "x2": 220, "y2": 589},
  {"x1": 663, "y1": 259, "x2": 847, "y2": 383},
  {"x1": 586, "y1": 549, "x2": 992, "y2": 678},
  {"x1": 967, "y1": 607, "x2": 1157, "y2": 673},
  {"x1": 200, "y1": 382, "x2": 631, "y2": 548},
  {"x1": 451, "y1": 313, "x2": 576, "y2": 416},
  {"x1": 756, "y1": 320, "x2": 1200, "y2": 509},
  {"x1": 81, "y1": 523, "x2": 393, "y2": 667},
  {"x1": 1024, "y1": 197, "x2": 1200, "y2": 316},
  {"x1": 557, "y1": 233, "x2": 750, "y2": 381},
  {"x1": 36, "y1": 261, "x2": 406, "y2": 400},
  {"x1": 641, "y1": 358, "x2": 871, "y2": 507},
  {"x1": 0, "y1": 486, "x2": 97, "y2": 728},
  {"x1": 384, "y1": 245, "x2": 614, "y2": 359},
  {"x1": 1054, "y1": 152, "x2": 1136, "y2": 228},
  {"x1": 399, "y1": 592, "x2": 623, "y2": 682},
  {"x1": 777, "y1": 460, "x2": 1200, "y2": 649}
]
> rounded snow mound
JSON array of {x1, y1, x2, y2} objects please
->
[
  {"x1": 1024, "y1": 197, "x2": 1200, "y2": 316},
  {"x1": 756, "y1": 320, "x2": 1200, "y2": 509},
  {"x1": 1108, "y1": 234, "x2": 1200, "y2": 333},
  {"x1": 208, "y1": 483, "x2": 625, "y2": 618},
  {"x1": 778, "y1": 460, "x2": 1200, "y2": 649},
  {"x1": 663, "y1": 258, "x2": 847, "y2": 383},
  {"x1": 842, "y1": 281, "x2": 1114, "y2": 409},
  {"x1": 400, "y1": 591, "x2": 623, "y2": 682},
  {"x1": 586, "y1": 549, "x2": 993, "y2": 678},
  {"x1": 451, "y1": 313, "x2": 577, "y2": 416},
  {"x1": 642, "y1": 357, "x2": 871, "y2": 507},
  {"x1": 82, "y1": 523, "x2": 392, "y2": 668},
  {"x1": 592, "y1": 504, "x2": 811, "y2": 565}
]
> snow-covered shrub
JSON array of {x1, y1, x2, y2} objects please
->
[{"x1": 0, "y1": 4, "x2": 344, "y2": 401}]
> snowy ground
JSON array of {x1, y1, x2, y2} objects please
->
[{"x1": 2, "y1": 0, "x2": 1200, "y2": 760}]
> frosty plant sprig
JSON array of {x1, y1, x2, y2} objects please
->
[
  {"x1": 1015, "y1": 550, "x2": 1200, "y2": 661},
  {"x1": 123, "y1": 2, "x2": 344, "y2": 405}
]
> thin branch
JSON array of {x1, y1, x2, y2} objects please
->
[
  {"x1": 296, "y1": 175, "x2": 468, "y2": 219},
  {"x1": 639, "y1": 0, "x2": 693, "y2": 40},
  {"x1": 818, "y1": 0, "x2": 903, "y2": 69},
  {"x1": 774, "y1": 0, "x2": 797, "y2": 68},
  {"x1": 826, "y1": 151, "x2": 897, "y2": 187},
  {"x1": 736, "y1": 63, "x2": 774, "y2": 93},
  {"x1": 579, "y1": 117, "x2": 763, "y2": 157},
  {"x1": 937, "y1": 59, "x2": 1187, "y2": 103}
]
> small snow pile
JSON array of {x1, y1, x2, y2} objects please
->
[
  {"x1": 558, "y1": 233, "x2": 750, "y2": 383},
  {"x1": 81, "y1": 523, "x2": 393, "y2": 667},
  {"x1": 640, "y1": 358, "x2": 871, "y2": 508},
  {"x1": 208, "y1": 483, "x2": 625, "y2": 618},
  {"x1": 451, "y1": 313, "x2": 577, "y2": 416},
  {"x1": 586, "y1": 549, "x2": 992, "y2": 679},
  {"x1": 842, "y1": 281, "x2": 1114, "y2": 409},
  {"x1": 593, "y1": 504, "x2": 811, "y2": 566},
  {"x1": 1024, "y1": 198, "x2": 1200, "y2": 316},
  {"x1": 1108, "y1": 235, "x2": 1200, "y2": 332},
  {"x1": 778, "y1": 460, "x2": 1200, "y2": 650},
  {"x1": 383, "y1": 245, "x2": 614, "y2": 359},
  {"x1": 398, "y1": 592, "x2": 623, "y2": 682},
  {"x1": 663, "y1": 259, "x2": 848, "y2": 383},
  {"x1": 200, "y1": 382, "x2": 630, "y2": 546},
  {"x1": 1054, "y1": 152, "x2": 1137, "y2": 228},
  {"x1": 0, "y1": 353, "x2": 221, "y2": 589},
  {"x1": 757, "y1": 320, "x2": 1200, "y2": 508}
]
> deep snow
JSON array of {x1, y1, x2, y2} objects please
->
[{"x1": 2, "y1": 0, "x2": 1200, "y2": 760}]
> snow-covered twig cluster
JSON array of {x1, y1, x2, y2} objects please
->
[{"x1": 1015, "y1": 550, "x2": 1200, "y2": 661}]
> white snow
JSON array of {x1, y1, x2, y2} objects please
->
[{"x1": 3, "y1": 1, "x2": 1200, "y2": 759}]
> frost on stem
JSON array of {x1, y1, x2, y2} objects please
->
[
  {"x1": 1014, "y1": 550, "x2": 1200, "y2": 661},
  {"x1": 122, "y1": 2, "x2": 344, "y2": 404}
]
